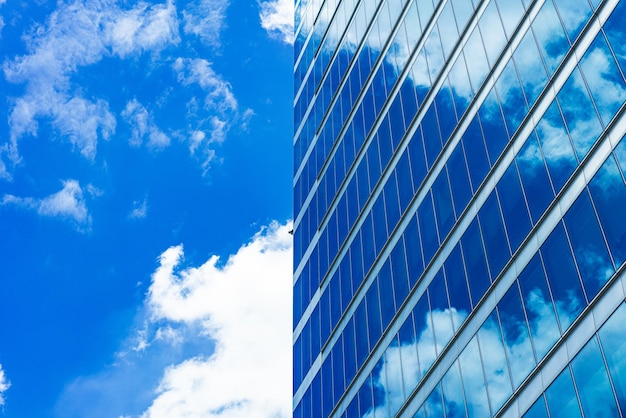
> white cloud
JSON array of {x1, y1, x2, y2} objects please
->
[
  {"x1": 1, "y1": 0, "x2": 180, "y2": 169},
  {"x1": 128, "y1": 197, "x2": 149, "y2": 220},
  {"x1": 260, "y1": 0, "x2": 294, "y2": 45},
  {"x1": 0, "y1": 364, "x2": 9, "y2": 406},
  {"x1": 141, "y1": 221, "x2": 292, "y2": 417},
  {"x1": 122, "y1": 99, "x2": 170, "y2": 149},
  {"x1": 1, "y1": 179, "x2": 91, "y2": 227},
  {"x1": 183, "y1": 0, "x2": 229, "y2": 47}
]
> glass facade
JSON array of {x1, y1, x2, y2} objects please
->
[{"x1": 292, "y1": 0, "x2": 626, "y2": 416}]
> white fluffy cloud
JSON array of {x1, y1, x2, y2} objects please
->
[
  {"x1": 0, "y1": 364, "x2": 9, "y2": 406},
  {"x1": 141, "y1": 221, "x2": 292, "y2": 417},
  {"x1": 260, "y1": 0, "x2": 294, "y2": 45},
  {"x1": 1, "y1": 179, "x2": 91, "y2": 227}
]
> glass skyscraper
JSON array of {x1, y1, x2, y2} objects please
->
[{"x1": 292, "y1": 0, "x2": 626, "y2": 416}]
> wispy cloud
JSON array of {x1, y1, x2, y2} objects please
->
[
  {"x1": 183, "y1": 0, "x2": 229, "y2": 48},
  {"x1": 1, "y1": 179, "x2": 91, "y2": 228},
  {"x1": 259, "y1": 0, "x2": 294, "y2": 45},
  {"x1": 1, "y1": 0, "x2": 179, "y2": 169},
  {"x1": 0, "y1": 364, "x2": 9, "y2": 406},
  {"x1": 128, "y1": 196, "x2": 149, "y2": 220},
  {"x1": 122, "y1": 100, "x2": 170, "y2": 150}
]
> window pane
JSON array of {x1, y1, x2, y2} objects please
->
[{"x1": 545, "y1": 367, "x2": 582, "y2": 418}]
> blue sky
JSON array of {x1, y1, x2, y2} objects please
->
[{"x1": 0, "y1": 0, "x2": 294, "y2": 416}]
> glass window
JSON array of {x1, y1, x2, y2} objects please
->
[
  {"x1": 423, "y1": 383, "x2": 445, "y2": 417},
  {"x1": 404, "y1": 215, "x2": 425, "y2": 288},
  {"x1": 552, "y1": 0, "x2": 592, "y2": 43},
  {"x1": 532, "y1": 0, "x2": 569, "y2": 76},
  {"x1": 428, "y1": 270, "x2": 454, "y2": 354},
  {"x1": 604, "y1": 0, "x2": 626, "y2": 76},
  {"x1": 557, "y1": 67, "x2": 603, "y2": 160},
  {"x1": 355, "y1": 298, "x2": 370, "y2": 367},
  {"x1": 479, "y1": 0, "x2": 507, "y2": 68},
  {"x1": 384, "y1": 337, "x2": 406, "y2": 415},
  {"x1": 523, "y1": 395, "x2": 549, "y2": 418},
  {"x1": 545, "y1": 367, "x2": 582, "y2": 418},
  {"x1": 398, "y1": 312, "x2": 421, "y2": 393},
  {"x1": 513, "y1": 29, "x2": 548, "y2": 107},
  {"x1": 517, "y1": 254, "x2": 559, "y2": 360},
  {"x1": 478, "y1": 191, "x2": 511, "y2": 278},
  {"x1": 358, "y1": 375, "x2": 375, "y2": 418},
  {"x1": 461, "y1": 218, "x2": 490, "y2": 306},
  {"x1": 343, "y1": 318, "x2": 357, "y2": 385},
  {"x1": 478, "y1": 312, "x2": 513, "y2": 413},
  {"x1": 418, "y1": 192, "x2": 440, "y2": 264},
  {"x1": 414, "y1": 295, "x2": 437, "y2": 375},
  {"x1": 497, "y1": 282, "x2": 535, "y2": 388},
  {"x1": 432, "y1": 168, "x2": 456, "y2": 239},
  {"x1": 540, "y1": 222, "x2": 585, "y2": 331},
  {"x1": 571, "y1": 336, "x2": 620, "y2": 417},
  {"x1": 564, "y1": 190, "x2": 614, "y2": 300},
  {"x1": 408, "y1": 125, "x2": 428, "y2": 188},
  {"x1": 580, "y1": 33, "x2": 626, "y2": 127},
  {"x1": 462, "y1": 116, "x2": 490, "y2": 191},
  {"x1": 423, "y1": 105, "x2": 444, "y2": 168},
  {"x1": 497, "y1": 162, "x2": 532, "y2": 253},
  {"x1": 366, "y1": 278, "x2": 383, "y2": 349},
  {"x1": 441, "y1": 361, "x2": 467, "y2": 418},
  {"x1": 390, "y1": 240, "x2": 410, "y2": 308},
  {"x1": 588, "y1": 155, "x2": 626, "y2": 267},
  {"x1": 535, "y1": 101, "x2": 577, "y2": 192},
  {"x1": 464, "y1": 27, "x2": 490, "y2": 92},
  {"x1": 598, "y1": 302, "x2": 626, "y2": 414},
  {"x1": 496, "y1": 59, "x2": 528, "y2": 137},
  {"x1": 516, "y1": 133, "x2": 556, "y2": 223},
  {"x1": 378, "y1": 263, "x2": 396, "y2": 329},
  {"x1": 447, "y1": 143, "x2": 473, "y2": 218},
  {"x1": 444, "y1": 243, "x2": 471, "y2": 330},
  {"x1": 458, "y1": 336, "x2": 491, "y2": 417}
]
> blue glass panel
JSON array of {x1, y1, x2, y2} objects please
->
[
  {"x1": 532, "y1": 0, "x2": 569, "y2": 76},
  {"x1": 588, "y1": 155, "x2": 626, "y2": 267},
  {"x1": 384, "y1": 337, "x2": 406, "y2": 415},
  {"x1": 479, "y1": 91, "x2": 509, "y2": 165},
  {"x1": 311, "y1": 303, "x2": 321, "y2": 364},
  {"x1": 424, "y1": 383, "x2": 444, "y2": 417},
  {"x1": 404, "y1": 215, "x2": 425, "y2": 288},
  {"x1": 517, "y1": 254, "x2": 559, "y2": 360},
  {"x1": 571, "y1": 336, "x2": 619, "y2": 417},
  {"x1": 496, "y1": 59, "x2": 528, "y2": 138},
  {"x1": 414, "y1": 295, "x2": 437, "y2": 375},
  {"x1": 397, "y1": 152, "x2": 415, "y2": 213},
  {"x1": 384, "y1": 173, "x2": 401, "y2": 233},
  {"x1": 444, "y1": 244, "x2": 471, "y2": 330},
  {"x1": 330, "y1": 270, "x2": 343, "y2": 328},
  {"x1": 359, "y1": 375, "x2": 375, "y2": 418},
  {"x1": 553, "y1": 0, "x2": 592, "y2": 42},
  {"x1": 564, "y1": 189, "x2": 614, "y2": 300},
  {"x1": 458, "y1": 336, "x2": 491, "y2": 417},
  {"x1": 320, "y1": 287, "x2": 331, "y2": 344},
  {"x1": 343, "y1": 318, "x2": 357, "y2": 386},
  {"x1": 418, "y1": 192, "x2": 440, "y2": 263},
  {"x1": 498, "y1": 282, "x2": 535, "y2": 388},
  {"x1": 357, "y1": 159, "x2": 371, "y2": 209},
  {"x1": 441, "y1": 362, "x2": 466, "y2": 418},
  {"x1": 545, "y1": 367, "x2": 582, "y2": 418},
  {"x1": 580, "y1": 33, "x2": 626, "y2": 127},
  {"x1": 408, "y1": 125, "x2": 428, "y2": 188},
  {"x1": 378, "y1": 117, "x2": 394, "y2": 169},
  {"x1": 355, "y1": 298, "x2": 370, "y2": 368},
  {"x1": 362, "y1": 214, "x2": 377, "y2": 273},
  {"x1": 478, "y1": 312, "x2": 513, "y2": 413},
  {"x1": 340, "y1": 256, "x2": 353, "y2": 313},
  {"x1": 535, "y1": 101, "x2": 577, "y2": 192},
  {"x1": 498, "y1": 162, "x2": 532, "y2": 252},
  {"x1": 294, "y1": 335, "x2": 303, "y2": 393},
  {"x1": 447, "y1": 142, "x2": 472, "y2": 218},
  {"x1": 398, "y1": 313, "x2": 421, "y2": 393},
  {"x1": 461, "y1": 218, "x2": 490, "y2": 306},
  {"x1": 366, "y1": 280, "x2": 383, "y2": 348},
  {"x1": 557, "y1": 67, "x2": 603, "y2": 160},
  {"x1": 390, "y1": 240, "x2": 410, "y2": 309},
  {"x1": 322, "y1": 356, "x2": 334, "y2": 416},
  {"x1": 432, "y1": 168, "x2": 455, "y2": 239},
  {"x1": 523, "y1": 396, "x2": 549, "y2": 418},
  {"x1": 516, "y1": 133, "x2": 555, "y2": 224},
  {"x1": 372, "y1": 357, "x2": 389, "y2": 416},
  {"x1": 514, "y1": 29, "x2": 548, "y2": 107},
  {"x1": 367, "y1": 134, "x2": 382, "y2": 188},
  {"x1": 332, "y1": 335, "x2": 345, "y2": 403},
  {"x1": 478, "y1": 191, "x2": 511, "y2": 279},
  {"x1": 429, "y1": 270, "x2": 454, "y2": 354},
  {"x1": 350, "y1": 234, "x2": 365, "y2": 291},
  {"x1": 372, "y1": 195, "x2": 388, "y2": 256},
  {"x1": 462, "y1": 116, "x2": 490, "y2": 191},
  {"x1": 378, "y1": 263, "x2": 396, "y2": 328},
  {"x1": 541, "y1": 222, "x2": 585, "y2": 331},
  {"x1": 311, "y1": 371, "x2": 322, "y2": 418},
  {"x1": 435, "y1": 82, "x2": 458, "y2": 143},
  {"x1": 423, "y1": 105, "x2": 443, "y2": 168},
  {"x1": 604, "y1": 0, "x2": 626, "y2": 76},
  {"x1": 389, "y1": 95, "x2": 407, "y2": 150},
  {"x1": 598, "y1": 302, "x2": 626, "y2": 414}
]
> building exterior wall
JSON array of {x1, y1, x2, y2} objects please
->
[{"x1": 292, "y1": 0, "x2": 626, "y2": 416}]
